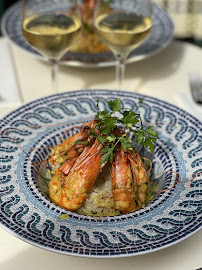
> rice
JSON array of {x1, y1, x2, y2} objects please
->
[{"x1": 77, "y1": 164, "x2": 121, "y2": 216}]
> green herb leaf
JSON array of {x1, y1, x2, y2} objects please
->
[
  {"x1": 121, "y1": 110, "x2": 139, "y2": 127},
  {"x1": 74, "y1": 140, "x2": 90, "y2": 147},
  {"x1": 135, "y1": 132, "x2": 144, "y2": 144},
  {"x1": 95, "y1": 110, "x2": 110, "y2": 120},
  {"x1": 98, "y1": 135, "x2": 108, "y2": 144},
  {"x1": 108, "y1": 99, "x2": 122, "y2": 112},
  {"x1": 143, "y1": 137, "x2": 155, "y2": 152},
  {"x1": 92, "y1": 98, "x2": 158, "y2": 163},
  {"x1": 89, "y1": 130, "x2": 96, "y2": 137},
  {"x1": 146, "y1": 126, "x2": 158, "y2": 137},
  {"x1": 106, "y1": 134, "x2": 116, "y2": 142},
  {"x1": 119, "y1": 136, "x2": 133, "y2": 150},
  {"x1": 101, "y1": 147, "x2": 114, "y2": 163},
  {"x1": 101, "y1": 148, "x2": 109, "y2": 154},
  {"x1": 139, "y1": 97, "x2": 144, "y2": 105}
]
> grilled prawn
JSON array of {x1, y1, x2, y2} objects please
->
[
  {"x1": 127, "y1": 149, "x2": 148, "y2": 207},
  {"x1": 111, "y1": 145, "x2": 136, "y2": 213},
  {"x1": 49, "y1": 120, "x2": 97, "y2": 171},
  {"x1": 111, "y1": 145, "x2": 148, "y2": 213},
  {"x1": 48, "y1": 121, "x2": 150, "y2": 215},
  {"x1": 49, "y1": 140, "x2": 105, "y2": 211}
]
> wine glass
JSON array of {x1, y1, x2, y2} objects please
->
[
  {"x1": 94, "y1": 0, "x2": 152, "y2": 89},
  {"x1": 22, "y1": 0, "x2": 81, "y2": 93}
]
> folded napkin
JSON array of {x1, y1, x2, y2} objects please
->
[
  {"x1": 0, "y1": 38, "x2": 21, "y2": 105},
  {"x1": 176, "y1": 92, "x2": 202, "y2": 122}
]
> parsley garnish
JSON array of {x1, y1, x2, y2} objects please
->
[{"x1": 77, "y1": 99, "x2": 158, "y2": 163}]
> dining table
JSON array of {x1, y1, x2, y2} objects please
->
[{"x1": 0, "y1": 36, "x2": 201, "y2": 270}]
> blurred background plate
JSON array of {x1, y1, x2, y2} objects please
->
[{"x1": 1, "y1": 1, "x2": 174, "y2": 68}]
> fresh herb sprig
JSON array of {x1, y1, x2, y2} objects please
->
[{"x1": 78, "y1": 99, "x2": 158, "y2": 163}]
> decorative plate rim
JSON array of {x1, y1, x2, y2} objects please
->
[{"x1": 0, "y1": 89, "x2": 201, "y2": 258}]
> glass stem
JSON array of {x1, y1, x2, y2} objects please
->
[
  {"x1": 116, "y1": 54, "x2": 126, "y2": 89},
  {"x1": 49, "y1": 59, "x2": 59, "y2": 93}
]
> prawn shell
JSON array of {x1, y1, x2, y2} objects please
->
[
  {"x1": 61, "y1": 154, "x2": 101, "y2": 210},
  {"x1": 128, "y1": 149, "x2": 149, "y2": 207},
  {"x1": 58, "y1": 140, "x2": 103, "y2": 211},
  {"x1": 49, "y1": 172, "x2": 64, "y2": 206},
  {"x1": 111, "y1": 146, "x2": 136, "y2": 213},
  {"x1": 49, "y1": 120, "x2": 97, "y2": 167}
]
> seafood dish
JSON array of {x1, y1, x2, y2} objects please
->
[
  {"x1": 47, "y1": 99, "x2": 158, "y2": 216},
  {"x1": 0, "y1": 90, "x2": 200, "y2": 257}
]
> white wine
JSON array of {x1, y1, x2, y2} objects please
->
[
  {"x1": 95, "y1": 12, "x2": 152, "y2": 56},
  {"x1": 22, "y1": 14, "x2": 81, "y2": 60}
]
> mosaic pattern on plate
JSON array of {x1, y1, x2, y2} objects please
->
[{"x1": 0, "y1": 90, "x2": 201, "y2": 257}]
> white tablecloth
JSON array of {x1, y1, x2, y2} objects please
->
[
  {"x1": 1, "y1": 38, "x2": 202, "y2": 118},
  {"x1": 0, "y1": 37, "x2": 201, "y2": 270}
]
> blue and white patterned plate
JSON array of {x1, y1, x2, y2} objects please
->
[
  {"x1": 0, "y1": 89, "x2": 201, "y2": 258},
  {"x1": 1, "y1": 1, "x2": 174, "y2": 68}
]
